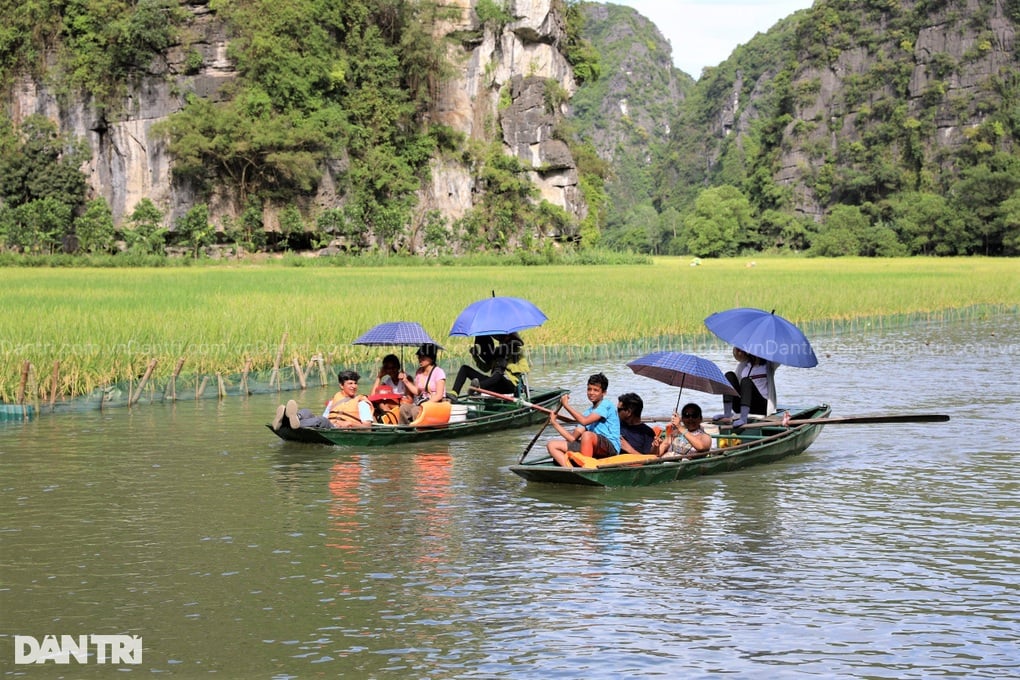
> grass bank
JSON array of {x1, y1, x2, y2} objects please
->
[{"x1": 1, "y1": 257, "x2": 1016, "y2": 402}]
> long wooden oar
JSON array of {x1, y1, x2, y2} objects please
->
[
  {"x1": 519, "y1": 403, "x2": 562, "y2": 463},
  {"x1": 469, "y1": 386, "x2": 579, "y2": 423},
  {"x1": 738, "y1": 413, "x2": 950, "y2": 429}
]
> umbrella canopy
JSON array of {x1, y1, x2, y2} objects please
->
[
  {"x1": 352, "y1": 321, "x2": 442, "y2": 348},
  {"x1": 449, "y1": 295, "x2": 547, "y2": 336},
  {"x1": 627, "y1": 351, "x2": 738, "y2": 396},
  {"x1": 704, "y1": 308, "x2": 818, "y2": 368}
]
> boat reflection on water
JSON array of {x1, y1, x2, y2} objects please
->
[{"x1": 271, "y1": 444, "x2": 458, "y2": 571}]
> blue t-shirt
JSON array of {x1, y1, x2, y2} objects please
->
[{"x1": 584, "y1": 399, "x2": 620, "y2": 452}]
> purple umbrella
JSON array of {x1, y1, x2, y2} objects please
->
[
  {"x1": 352, "y1": 322, "x2": 444, "y2": 368},
  {"x1": 627, "y1": 351, "x2": 737, "y2": 412},
  {"x1": 352, "y1": 321, "x2": 442, "y2": 348}
]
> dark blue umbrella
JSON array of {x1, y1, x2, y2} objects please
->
[
  {"x1": 352, "y1": 321, "x2": 442, "y2": 348},
  {"x1": 628, "y1": 351, "x2": 737, "y2": 412},
  {"x1": 449, "y1": 295, "x2": 547, "y2": 336},
  {"x1": 704, "y1": 308, "x2": 818, "y2": 368}
]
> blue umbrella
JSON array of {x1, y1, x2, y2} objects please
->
[
  {"x1": 449, "y1": 295, "x2": 547, "y2": 337},
  {"x1": 628, "y1": 351, "x2": 737, "y2": 412},
  {"x1": 704, "y1": 308, "x2": 818, "y2": 368},
  {"x1": 352, "y1": 321, "x2": 442, "y2": 349}
]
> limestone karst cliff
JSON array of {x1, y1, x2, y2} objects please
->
[{"x1": 4, "y1": 0, "x2": 584, "y2": 250}]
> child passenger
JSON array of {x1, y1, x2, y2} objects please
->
[{"x1": 546, "y1": 372, "x2": 621, "y2": 468}]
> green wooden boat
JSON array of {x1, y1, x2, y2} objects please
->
[
  {"x1": 508, "y1": 404, "x2": 832, "y2": 487},
  {"x1": 268, "y1": 388, "x2": 569, "y2": 447}
]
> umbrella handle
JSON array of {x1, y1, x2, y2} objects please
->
[{"x1": 673, "y1": 374, "x2": 685, "y2": 414}]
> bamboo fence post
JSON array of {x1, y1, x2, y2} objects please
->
[
  {"x1": 16, "y1": 361, "x2": 32, "y2": 420},
  {"x1": 164, "y1": 357, "x2": 186, "y2": 401},
  {"x1": 270, "y1": 332, "x2": 288, "y2": 391},
  {"x1": 292, "y1": 356, "x2": 307, "y2": 390},
  {"x1": 196, "y1": 376, "x2": 209, "y2": 399},
  {"x1": 48, "y1": 360, "x2": 60, "y2": 409},
  {"x1": 130, "y1": 359, "x2": 158, "y2": 406},
  {"x1": 240, "y1": 359, "x2": 252, "y2": 396},
  {"x1": 16, "y1": 360, "x2": 30, "y2": 405},
  {"x1": 315, "y1": 354, "x2": 327, "y2": 386},
  {"x1": 217, "y1": 373, "x2": 226, "y2": 399}
]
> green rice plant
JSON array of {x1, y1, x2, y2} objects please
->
[{"x1": 0, "y1": 258, "x2": 1016, "y2": 402}]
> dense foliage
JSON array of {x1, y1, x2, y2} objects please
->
[
  {"x1": 650, "y1": 0, "x2": 1020, "y2": 256},
  {"x1": 0, "y1": 0, "x2": 610, "y2": 259},
  {"x1": 2, "y1": 0, "x2": 1018, "y2": 258},
  {"x1": 570, "y1": 3, "x2": 692, "y2": 255},
  {"x1": 155, "y1": 0, "x2": 452, "y2": 253}
]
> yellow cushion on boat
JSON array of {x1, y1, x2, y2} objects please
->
[
  {"x1": 567, "y1": 451, "x2": 599, "y2": 468},
  {"x1": 567, "y1": 452, "x2": 658, "y2": 468},
  {"x1": 410, "y1": 400, "x2": 452, "y2": 427},
  {"x1": 594, "y1": 453, "x2": 659, "y2": 467}
]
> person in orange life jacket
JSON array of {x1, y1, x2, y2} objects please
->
[
  {"x1": 367, "y1": 384, "x2": 402, "y2": 424},
  {"x1": 368, "y1": 354, "x2": 407, "y2": 425},
  {"x1": 398, "y1": 344, "x2": 447, "y2": 424},
  {"x1": 272, "y1": 370, "x2": 373, "y2": 430},
  {"x1": 716, "y1": 347, "x2": 778, "y2": 427}
]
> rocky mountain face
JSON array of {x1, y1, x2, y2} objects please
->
[
  {"x1": 5, "y1": 0, "x2": 580, "y2": 230},
  {"x1": 572, "y1": 3, "x2": 689, "y2": 160},
  {"x1": 661, "y1": 0, "x2": 1020, "y2": 222},
  {"x1": 567, "y1": 3, "x2": 690, "y2": 236},
  {"x1": 8, "y1": 0, "x2": 236, "y2": 225},
  {"x1": 426, "y1": 0, "x2": 580, "y2": 225},
  {"x1": 775, "y1": 0, "x2": 1019, "y2": 218}
]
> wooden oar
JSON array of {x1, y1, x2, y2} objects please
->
[
  {"x1": 737, "y1": 413, "x2": 951, "y2": 428},
  {"x1": 469, "y1": 386, "x2": 579, "y2": 423},
  {"x1": 519, "y1": 403, "x2": 562, "y2": 463}
]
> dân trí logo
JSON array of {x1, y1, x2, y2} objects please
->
[{"x1": 14, "y1": 635, "x2": 142, "y2": 664}]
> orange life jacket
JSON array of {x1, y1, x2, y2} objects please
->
[{"x1": 326, "y1": 393, "x2": 370, "y2": 426}]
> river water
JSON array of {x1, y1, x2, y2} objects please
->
[{"x1": 1, "y1": 314, "x2": 1017, "y2": 679}]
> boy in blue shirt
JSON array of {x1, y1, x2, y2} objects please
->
[{"x1": 547, "y1": 372, "x2": 621, "y2": 467}]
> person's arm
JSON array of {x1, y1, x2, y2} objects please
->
[
  {"x1": 656, "y1": 428, "x2": 672, "y2": 456},
  {"x1": 548, "y1": 410, "x2": 571, "y2": 440},
  {"x1": 685, "y1": 429, "x2": 713, "y2": 452},
  {"x1": 560, "y1": 396, "x2": 601, "y2": 427},
  {"x1": 427, "y1": 377, "x2": 446, "y2": 402},
  {"x1": 620, "y1": 433, "x2": 640, "y2": 454},
  {"x1": 399, "y1": 371, "x2": 417, "y2": 396}
]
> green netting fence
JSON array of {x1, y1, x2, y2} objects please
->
[{"x1": 1, "y1": 304, "x2": 1013, "y2": 424}]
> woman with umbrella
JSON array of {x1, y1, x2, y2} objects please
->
[
  {"x1": 718, "y1": 347, "x2": 778, "y2": 427},
  {"x1": 656, "y1": 403, "x2": 713, "y2": 458},
  {"x1": 397, "y1": 343, "x2": 447, "y2": 424},
  {"x1": 704, "y1": 307, "x2": 818, "y2": 427}
]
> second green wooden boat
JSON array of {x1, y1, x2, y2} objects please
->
[{"x1": 268, "y1": 388, "x2": 569, "y2": 447}]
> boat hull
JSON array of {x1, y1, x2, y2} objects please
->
[
  {"x1": 509, "y1": 405, "x2": 831, "y2": 487},
  {"x1": 269, "y1": 389, "x2": 569, "y2": 447}
]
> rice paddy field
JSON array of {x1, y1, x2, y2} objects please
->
[{"x1": 1, "y1": 257, "x2": 1016, "y2": 403}]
